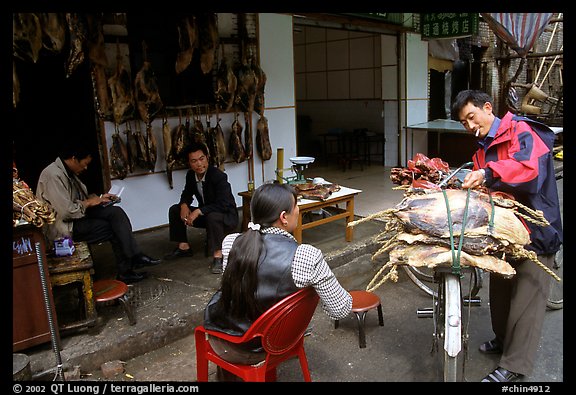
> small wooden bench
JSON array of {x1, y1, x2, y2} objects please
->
[{"x1": 47, "y1": 241, "x2": 97, "y2": 331}]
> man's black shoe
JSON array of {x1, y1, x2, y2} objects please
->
[
  {"x1": 481, "y1": 367, "x2": 522, "y2": 382},
  {"x1": 117, "y1": 269, "x2": 147, "y2": 284},
  {"x1": 479, "y1": 339, "x2": 503, "y2": 354},
  {"x1": 210, "y1": 257, "x2": 223, "y2": 274},
  {"x1": 163, "y1": 247, "x2": 194, "y2": 260},
  {"x1": 132, "y1": 254, "x2": 161, "y2": 269}
]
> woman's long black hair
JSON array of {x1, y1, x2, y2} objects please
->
[{"x1": 219, "y1": 183, "x2": 298, "y2": 320}]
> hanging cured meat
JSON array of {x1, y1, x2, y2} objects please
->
[
  {"x1": 197, "y1": 13, "x2": 219, "y2": 75},
  {"x1": 124, "y1": 123, "x2": 139, "y2": 173},
  {"x1": 244, "y1": 112, "x2": 253, "y2": 160},
  {"x1": 191, "y1": 110, "x2": 207, "y2": 145},
  {"x1": 110, "y1": 129, "x2": 129, "y2": 180},
  {"x1": 229, "y1": 114, "x2": 246, "y2": 163},
  {"x1": 256, "y1": 115, "x2": 272, "y2": 161},
  {"x1": 13, "y1": 13, "x2": 42, "y2": 63},
  {"x1": 162, "y1": 116, "x2": 176, "y2": 188},
  {"x1": 252, "y1": 56, "x2": 267, "y2": 116},
  {"x1": 133, "y1": 122, "x2": 149, "y2": 170},
  {"x1": 38, "y1": 13, "x2": 66, "y2": 54},
  {"x1": 134, "y1": 41, "x2": 164, "y2": 126},
  {"x1": 235, "y1": 59, "x2": 257, "y2": 113},
  {"x1": 175, "y1": 15, "x2": 197, "y2": 74},
  {"x1": 206, "y1": 114, "x2": 227, "y2": 171},
  {"x1": 85, "y1": 13, "x2": 108, "y2": 67},
  {"x1": 108, "y1": 53, "x2": 135, "y2": 125},
  {"x1": 215, "y1": 51, "x2": 237, "y2": 112},
  {"x1": 65, "y1": 13, "x2": 88, "y2": 78},
  {"x1": 91, "y1": 63, "x2": 112, "y2": 120},
  {"x1": 145, "y1": 122, "x2": 158, "y2": 172}
]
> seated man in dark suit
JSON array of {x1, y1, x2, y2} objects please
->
[{"x1": 165, "y1": 142, "x2": 239, "y2": 274}]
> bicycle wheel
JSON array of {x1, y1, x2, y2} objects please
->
[
  {"x1": 442, "y1": 273, "x2": 463, "y2": 382},
  {"x1": 547, "y1": 245, "x2": 563, "y2": 310},
  {"x1": 404, "y1": 265, "x2": 482, "y2": 301}
]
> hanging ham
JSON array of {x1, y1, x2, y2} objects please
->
[
  {"x1": 256, "y1": 115, "x2": 272, "y2": 161},
  {"x1": 252, "y1": 56, "x2": 267, "y2": 116},
  {"x1": 39, "y1": 13, "x2": 66, "y2": 54},
  {"x1": 197, "y1": 13, "x2": 219, "y2": 75},
  {"x1": 175, "y1": 15, "x2": 197, "y2": 74},
  {"x1": 65, "y1": 13, "x2": 87, "y2": 78},
  {"x1": 13, "y1": 13, "x2": 42, "y2": 63},
  {"x1": 110, "y1": 130, "x2": 129, "y2": 180},
  {"x1": 134, "y1": 42, "x2": 164, "y2": 126},
  {"x1": 108, "y1": 54, "x2": 135, "y2": 125},
  {"x1": 229, "y1": 114, "x2": 246, "y2": 163},
  {"x1": 215, "y1": 52, "x2": 237, "y2": 112}
]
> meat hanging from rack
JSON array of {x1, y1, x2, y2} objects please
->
[
  {"x1": 197, "y1": 13, "x2": 219, "y2": 75},
  {"x1": 39, "y1": 13, "x2": 66, "y2": 54},
  {"x1": 229, "y1": 113, "x2": 246, "y2": 163},
  {"x1": 91, "y1": 63, "x2": 112, "y2": 120},
  {"x1": 235, "y1": 58, "x2": 257, "y2": 114},
  {"x1": 108, "y1": 44, "x2": 135, "y2": 125},
  {"x1": 251, "y1": 56, "x2": 267, "y2": 116},
  {"x1": 175, "y1": 15, "x2": 197, "y2": 74},
  {"x1": 64, "y1": 13, "x2": 87, "y2": 78},
  {"x1": 256, "y1": 114, "x2": 272, "y2": 161},
  {"x1": 191, "y1": 111, "x2": 207, "y2": 145},
  {"x1": 85, "y1": 13, "x2": 107, "y2": 67},
  {"x1": 134, "y1": 41, "x2": 164, "y2": 126},
  {"x1": 244, "y1": 112, "x2": 253, "y2": 160},
  {"x1": 133, "y1": 122, "x2": 149, "y2": 170},
  {"x1": 215, "y1": 50, "x2": 237, "y2": 112},
  {"x1": 162, "y1": 116, "x2": 176, "y2": 188},
  {"x1": 124, "y1": 123, "x2": 138, "y2": 173},
  {"x1": 207, "y1": 115, "x2": 227, "y2": 171},
  {"x1": 13, "y1": 13, "x2": 43, "y2": 63},
  {"x1": 110, "y1": 129, "x2": 129, "y2": 179}
]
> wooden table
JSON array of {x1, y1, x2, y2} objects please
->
[{"x1": 238, "y1": 186, "x2": 362, "y2": 243}]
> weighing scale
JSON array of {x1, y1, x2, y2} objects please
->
[{"x1": 276, "y1": 156, "x2": 315, "y2": 184}]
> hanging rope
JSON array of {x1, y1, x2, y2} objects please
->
[{"x1": 442, "y1": 189, "x2": 472, "y2": 276}]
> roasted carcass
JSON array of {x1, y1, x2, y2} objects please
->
[
  {"x1": 350, "y1": 188, "x2": 556, "y2": 289},
  {"x1": 294, "y1": 183, "x2": 341, "y2": 201}
]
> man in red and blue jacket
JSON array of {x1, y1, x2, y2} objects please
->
[{"x1": 452, "y1": 90, "x2": 562, "y2": 383}]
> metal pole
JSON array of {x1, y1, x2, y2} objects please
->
[{"x1": 35, "y1": 242, "x2": 65, "y2": 381}]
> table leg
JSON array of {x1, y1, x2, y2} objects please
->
[
  {"x1": 294, "y1": 212, "x2": 303, "y2": 243},
  {"x1": 345, "y1": 198, "x2": 355, "y2": 242}
]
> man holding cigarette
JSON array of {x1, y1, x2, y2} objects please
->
[{"x1": 452, "y1": 89, "x2": 562, "y2": 383}]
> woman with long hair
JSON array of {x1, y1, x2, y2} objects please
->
[{"x1": 203, "y1": 183, "x2": 352, "y2": 379}]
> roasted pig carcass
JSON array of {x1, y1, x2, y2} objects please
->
[
  {"x1": 13, "y1": 13, "x2": 43, "y2": 63},
  {"x1": 108, "y1": 56, "x2": 135, "y2": 125},
  {"x1": 215, "y1": 54, "x2": 237, "y2": 112},
  {"x1": 294, "y1": 183, "x2": 341, "y2": 201},
  {"x1": 39, "y1": 13, "x2": 66, "y2": 54}
]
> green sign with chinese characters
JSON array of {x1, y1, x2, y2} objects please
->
[{"x1": 420, "y1": 13, "x2": 478, "y2": 39}]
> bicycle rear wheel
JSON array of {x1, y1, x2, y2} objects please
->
[
  {"x1": 547, "y1": 245, "x2": 563, "y2": 310},
  {"x1": 404, "y1": 265, "x2": 482, "y2": 301}
]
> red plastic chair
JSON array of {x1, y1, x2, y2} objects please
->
[{"x1": 195, "y1": 287, "x2": 320, "y2": 382}]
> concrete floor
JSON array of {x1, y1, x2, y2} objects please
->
[{"x1": 20, "y1": 163, "x2": 564, "y2": 383}]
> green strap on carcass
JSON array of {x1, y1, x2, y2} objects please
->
[{"x1": 442, "y1": 189, "x2": 472, "y2": 276}]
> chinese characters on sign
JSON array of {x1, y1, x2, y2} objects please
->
[{"x1": 421, "y1": 13, "x2": 479, "y2": 39}]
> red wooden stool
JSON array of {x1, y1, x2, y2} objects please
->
[
  {"x1": 335, "y1": 290, "x2": 384, "y2": 348},
  {"x1": 93, "y1": 279, "x2": 136, "y2": 325}
]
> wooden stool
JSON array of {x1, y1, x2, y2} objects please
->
[
  {"x1": 47, "y1": 241, "x2": 97, "y2": 331},
  {"x1": 93, "y1": 279, "x2": 136, "y2": 325},
  {"x1": 335, "y1": 290, "x2": 384, "y2": 348}
]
